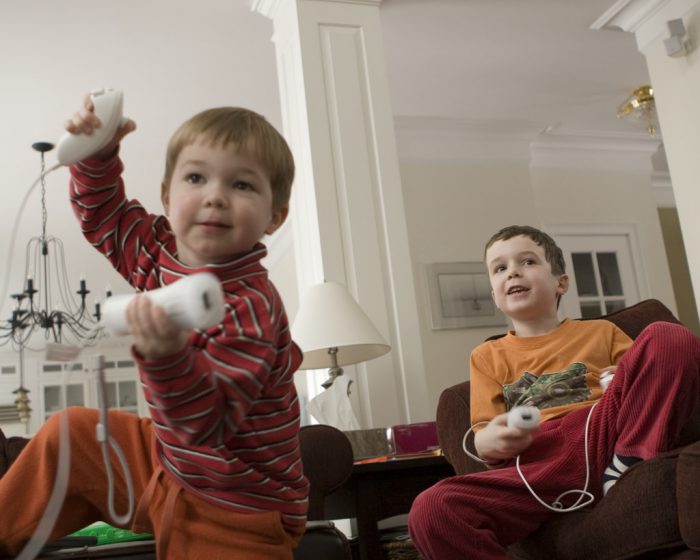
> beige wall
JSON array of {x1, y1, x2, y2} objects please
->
[
  {"x1": 400, "y1": 158, "x2": 679, "y2": 412},
  {"x1": 531, "y1": 167, "x2": 676, "y2": 311},
  {"x1": 658, "y1": 208, "x2": 700, "y2": 335},
  {"x1": 401, "y1": 161, "x2": 537, "y2": 408}
]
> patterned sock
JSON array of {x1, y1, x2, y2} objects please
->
[{"x1": 602, "y1": 454, "x2": 642, "y2": 495}]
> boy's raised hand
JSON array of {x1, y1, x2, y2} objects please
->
[
  {"x1": 64, "y1": 93, "x2": 136, "y2": 160},
  {"x1": 474, "y1": 412, "x2": 538, "y2": 465},
  {"x1": 125, "y1": 295, "x2": 190, "y2": 361}
]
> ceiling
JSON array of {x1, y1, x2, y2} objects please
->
[{"x1": 378, "y1": 0, "x2": 653, "y2": 136}]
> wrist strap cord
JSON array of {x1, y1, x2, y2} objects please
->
[
  {"x1": 8, "y1": 166, "x2": 135, "y2": 558},
  {"x1": 462, "y1": 403, "x2": 598, "y2": 513}
]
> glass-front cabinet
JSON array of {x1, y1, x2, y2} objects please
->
[{"x1": 38, "y1": 355, "x2": 145, "y2": 427}]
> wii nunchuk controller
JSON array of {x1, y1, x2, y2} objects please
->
[
  {"x1": 101, "y1": 273, "x2": 226, "y2": 336},
  {"x1": 56, "y1": 88, "x2": 127, "y2": 166},
  {"x1": 507, "y1": 405, "x2": 541, "y2": 430}
]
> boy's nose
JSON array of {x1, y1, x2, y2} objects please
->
[{"x1": 203, "y1": 184, "x2": 227, "y2": 207}]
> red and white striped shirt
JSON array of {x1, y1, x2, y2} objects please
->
[{"x1": 69, "y1": 155, "x2": 308, "y2": 535}]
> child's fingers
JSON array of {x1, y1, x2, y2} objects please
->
[
  {"x1": 112, "y1": 119, "x2": 137, "y2": 145},
  {"x1": 82, "y1": 92, "x2": 94, "y2": 112}
]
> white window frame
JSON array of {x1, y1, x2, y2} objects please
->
[{"x1": 545, "y1": 223, "x2": 650, "y2": 319}]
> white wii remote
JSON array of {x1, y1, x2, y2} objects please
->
[
  {"x1": 101, "y1": 273, "x2": 225, "y2": 336},
  {"x1": 56, "y1": 88, "x2": 126, "y2": 165},
  {"x1": 507, "y1": 405, "x2": 540, "y2": 430}
]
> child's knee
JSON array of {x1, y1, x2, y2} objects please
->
[
  {"x1": 409, "y1": 485, "x2": 449, "y2": 535},
  {"x1": 639, "y1": 322, "x2": 699, "y2": 358},
  {"x1": 41, "y1": 406, "x2": 98, "y2": 444},
  {"x1": 640, "y1": 321, "x2": 692, "y2": 343}
]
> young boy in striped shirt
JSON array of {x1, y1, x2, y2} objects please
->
[{"x1": 0, "y1": 97, "x2": 308, "y2": 559}]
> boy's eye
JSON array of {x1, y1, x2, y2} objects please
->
[
  {"x1": 186, "y1": 173, "x2": 204, "y2": 184},
  {"x1": 233, "y1": 181, "x2": 254, "y2": 191},
  {"x1": 523, "y1": 258, "x2": 536, "y2": 265},
  {"x1": 493, "y1": 265, "x2": 506, "y2": 273}
]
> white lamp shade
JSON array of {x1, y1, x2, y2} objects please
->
[{"x1": 292, "y1": 282, "x2": 391, "y2": 370}]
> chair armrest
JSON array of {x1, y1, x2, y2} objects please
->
[
  {"x1": 436, "y1": 381, "x2": 486, "y2": 475},
  {"x1": 678, "y1": 439, "x2": 700, "y2": 551}
]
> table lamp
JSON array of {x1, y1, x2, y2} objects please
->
[{"x1": 292, "y1": 282, "x2": 391, "y2": 389}]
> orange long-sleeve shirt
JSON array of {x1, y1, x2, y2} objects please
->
[{"x1": 470, "y1": 318, "x2": 632, "y2": 428}]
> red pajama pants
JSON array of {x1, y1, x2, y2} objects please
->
[
  {"x1": 0, "y1": 408, "x2": 298, "y2": 560},
  {"x1": 408, "y1": 322, "x2": 700, "y2": 560}
]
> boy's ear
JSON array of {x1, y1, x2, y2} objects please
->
[
  {"x1": 556, "y1": 274, "x2": 569, "y2": 296},
  {"x1": 161, "y1": 182, "x2": 170, "y2": 214},
  {"x1": 265, "y1": 205, "x2": 289, "y2": 235}
]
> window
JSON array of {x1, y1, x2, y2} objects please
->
[
  {"x1": 571, "y1": 251, "x2": 626, "y2": 318},
  {"x1": 546, "y1": 225, "x2": 647, "y2": 320}
]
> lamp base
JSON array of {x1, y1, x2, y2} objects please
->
[{"x1": 321, "y1": 365, "x2": 344, "y2": 389}]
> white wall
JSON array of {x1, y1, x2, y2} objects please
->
[
  {"x1": 640, "y1": 4, "x2": 700, "y2": 319},
  {"x1": 0, "y1": 0, "x2": 282, "y2": 325}
]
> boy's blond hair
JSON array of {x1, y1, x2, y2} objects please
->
[
  {"x1": 484, "y1": 225, "x2": 566, "y2": 276},
  {"x1": 163, "y1": 107, "x2": 294, "y2": 212}
]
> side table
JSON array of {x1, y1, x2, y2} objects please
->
[{"x1": 324, "y1": 453, "x2": 454, "y2": 560}]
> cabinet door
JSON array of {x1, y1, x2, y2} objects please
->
[
  {"x1": 103, "y1": 379, "x2": 140, "y2": 414},
  {"x1": 42, "y1": 383, "x2": 86, "y2": 421}
]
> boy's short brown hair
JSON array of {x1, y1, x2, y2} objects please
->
[
  {"x1": 163, "y1": 107, "x2": 294, "y2": 212},
  {"x1": 484, "y1": 225, "x2": 566, "y2": 276}
]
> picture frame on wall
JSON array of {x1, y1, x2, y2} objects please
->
[{"x1": 426, "y1": 262, "x2": 508, "y2": 330}]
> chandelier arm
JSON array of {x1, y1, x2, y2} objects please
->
[
  {"x1": 0, "y1": 162, "x2": 59, "y2": 319},
  {"x1": 53, "y1": 237, "x2": 85, "y2": 314}
]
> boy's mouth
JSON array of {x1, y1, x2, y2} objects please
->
[
  {"x1": 507, "y1": 286, "x2": 528, "y2": 295},
  {"x1": 198, "y1": 221, "x2": 230, "y2": 229}
]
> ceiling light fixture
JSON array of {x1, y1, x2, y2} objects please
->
[{"x1": 617, "y1": 85, "x2": 659, "y2": 136}]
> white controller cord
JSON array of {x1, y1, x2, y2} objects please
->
[
  {"x1": 7, "y1": 166, "x2": 135, "y2": 559},
  {"x1": 462, "y1": 402, "x2": 598, "y2": 513}
]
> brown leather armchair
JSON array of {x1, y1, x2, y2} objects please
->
[{"x1": 435, "y1": 299, "x2": 700, "y2": 559}]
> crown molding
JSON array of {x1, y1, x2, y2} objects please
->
[
  {"x1": 530, "y1": 127, "x2": 661, "y2": 172},
  {"x1": 652, "y1": 169, "x2": 676, "y2": 207},
  {"x1": 591, "y1": 0, "x2": 700, "y2": 52},
  {"x1": 394, "y1": 116, "x2": 544, "y2": 165},
  {"x1": 590, "y1": 0, "x2": 671, "y2": 33},
  {"x1": 251, "y1": 0, "x2": 382, "y2": 19},
  {"x1": 394, "y1": 116, "x2": 661, "y2": 172}
]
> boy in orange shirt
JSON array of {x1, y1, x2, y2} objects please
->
[{"x1": 409, "y1": 225, "x2": 700, "y2": 559}]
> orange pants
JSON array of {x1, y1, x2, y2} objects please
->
[{"x1": 0, "y1": 407, "x2": 297, "y2": 559}]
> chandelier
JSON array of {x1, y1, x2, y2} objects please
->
[
  {"x1": 617, "y1": 85, "x2": 659, "y2": 136},
  {"x1": 0, "y1": 143, "x2": 104, "y2": 422}
]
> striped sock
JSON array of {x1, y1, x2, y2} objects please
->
[{"x1": 602, "y1": 454, "x2": 641, "y2": 495}]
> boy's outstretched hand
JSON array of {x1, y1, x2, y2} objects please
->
[
  {"x1": 474, "y1": 412, "x2": 538, "y2": 465},
  {"x1": 64, "y1": 93, "x2": 136, "y2": 160},
  {"x1": 125, "y1": 295, "x2": 190, "y2": 361}
]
